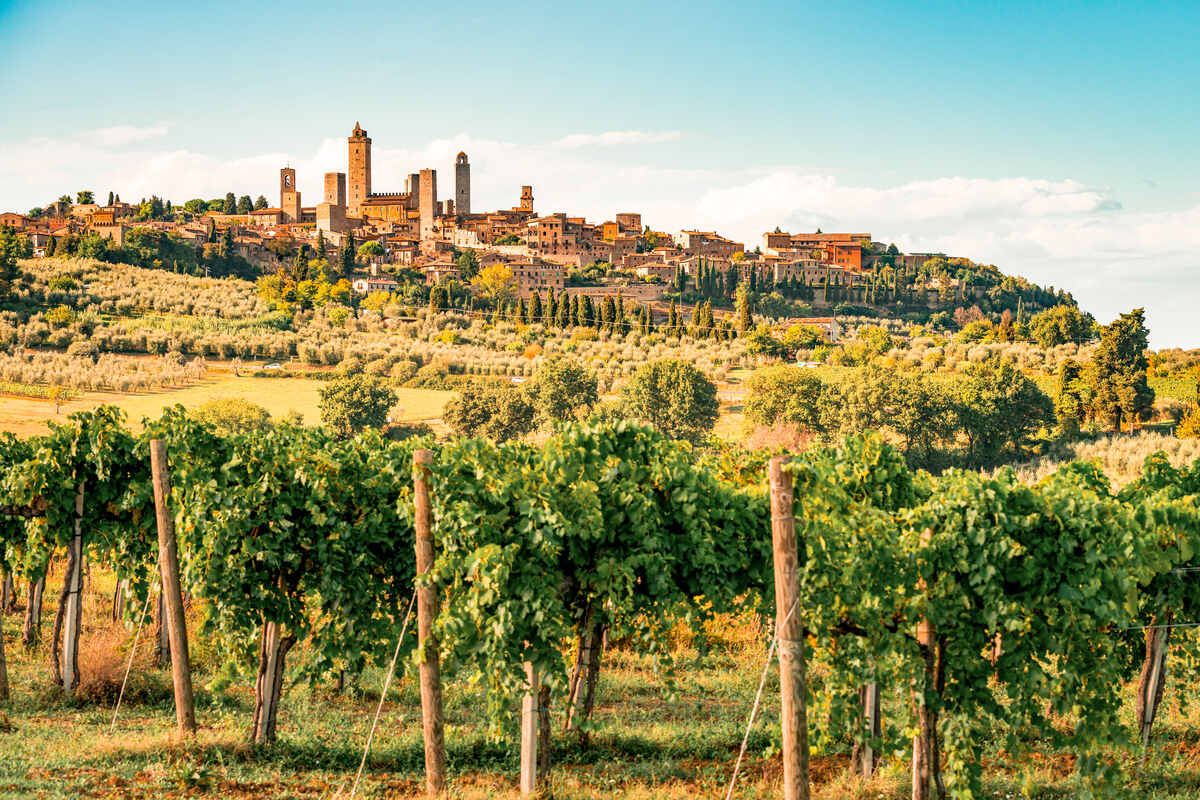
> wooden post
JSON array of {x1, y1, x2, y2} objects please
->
[
  {"x1": 861, "y1": 682, "x2": 881, "y2": 779},
  {"x1": 413, "y1": 449, "x2": 446, "y2": 795},
  {"x1": 520, "y1": 662, "x2": 539, "y2": 797},
  {"x1": 61, "y1": 484, "x2": 85, "y2": 693},
  {"x1": 1137, "y1": 611, "x2": 1172, "y2": 761},
  {"x1": 22, "y1": 575, "x2": 43, "y2": 646},
  {"x1": 912, "y1": 528, "x2": 935, "y2": 800},
  {"x1": 150, "y1": 439, "x2": 196, "y2": 735},
  {"x1": 769, "y1": 455, "x2": 809, "y2": 800}
]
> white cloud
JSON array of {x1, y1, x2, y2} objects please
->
[
  {"x1": 90, "y1": 123, "x2": 170, "y2": 147},
  {"x1": 0, "y1": 128, "x2": 1197, "y2": 347},
  {"x1": 551, "y1": 130, "x2": 683, "y2": 149}
]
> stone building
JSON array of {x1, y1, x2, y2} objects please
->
[{"x1": 419, "y1": 168, "x2": 437, "y2": 240}]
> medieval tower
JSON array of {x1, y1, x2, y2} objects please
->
[
  {"x1": 280, "y1": 166, "x2": 301, "y2": 222},
  {"x1": 519, "y1": 185, "x2": 534, "y2": 213},
  {"x1": 419, "y1": 167, "x2": 438, "y2": 239},
  {"x1": 454, "y1": 152, "x2": 470, "y2": 216},
  {"x1": 347, "y1": 122, "x2": 372, "y2": 217}
]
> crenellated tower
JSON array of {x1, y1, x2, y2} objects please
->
[{"x1": 347, "y1": 122, "x2": 372, "y2": 217}]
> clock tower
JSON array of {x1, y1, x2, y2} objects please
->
[{"x1": 280, "y1": 167, "x2": 301, "y2": 223}]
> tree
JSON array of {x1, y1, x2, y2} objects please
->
[
  {"x1": 106, "y1": 191, "x2": 114, "y2": 206},
  {"x1": 529, "y1": 291, "x2": 544, "y2": 323},
  {"x1": 471, "y1": 263, "x2": 518, "y2": 308},
  {"x1": 952, "y1": 358, "x2": 1053, "y2": 468},
  {"x1": 222, "y1": 192, "x2": 236, "y2": 214},
  {"x1": 0, "y1": 228, "x2": 24, "y2": 301},
  {"x1": 1053, "y1": 359, "x2": 1087, "y2": 432},
  {"x1": 620, "y1": 359, "x2": 719, "y2": 443},
  {"x1": 1086, "y1": 308, "x2": 1154, "y2": 432},
  {"x1": 734, "y1": 284, "x2": 751, "y2": 333},
  {"x1": 254, "y1": 195, "x2": 269, "y2": 210},
  {"x1": 194, "y1": 399, "x2": 273, "y2": 435},
  {"x1": 455, "y1": 248, "x2": 480, "y2": 280},
  {"x1": 1029, "y1": 305, "x2": 1093, "y2": 348},
  {"x1": 744, "y1": 365, "x2": 826, "y2": 432},
  {"x1": 237, "y1": 195, "x2": 253, "y2": 215},
  {"x1": 317, "y1": 375, "x2": 397, "y2": 438},
  {"x1": 183, "y1": 198, "x2": 208, "y2": 217},
  {"x1": 442, "y1": 384, "x2": 536, "y2": 441},
  {"x1": 75, "y1": 190, "x2": 94, "y2": 205},
  {"x1": 528, "y1": 358, "x2": 598, "y2": 423},
  {"x1": 357, "y1": 240, "x2": 385, "y2": 260}
]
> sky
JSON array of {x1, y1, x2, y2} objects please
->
[{"x1": 1, "y1": 0, "x2": 1197, "y2": 347}]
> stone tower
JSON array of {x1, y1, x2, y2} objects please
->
[
  {"x1": 519, "y1": 185, "x2": 534, "y2": 213},
  {"x1": 454, "y1": 152, "x2": 470, "y2": 216},
  {"x1": 419, "y1": 168, "x2": 437, "y2": 240},
  {"x1": 347, "y1": 122, "x2": 372, "y2": 217},
  {"x1": 280, "y1": 167, "x2": 301, "y2": 222},
  {"x1": 323, "y1": 172, "x2": 346, "y2": 206}
]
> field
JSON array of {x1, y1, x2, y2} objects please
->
[
  {"x1": 0, "y1": 373, "x2": 453, "y2": 438},
  {"x1": 3, "y1": 575, "x2": 1200, "y2": 800}
]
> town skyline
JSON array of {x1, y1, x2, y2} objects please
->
[{"x1": 2, "y1": 0, "x2": 1198, "y2": 346}]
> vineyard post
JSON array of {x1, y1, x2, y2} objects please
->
[
  {"x1": 413, "y1": 449, "x2": 446, "y2": 795},
  {"x1": 769, "y1": 455, "x2": 810, "y2": 800},
  {"x1": 862, "y1": 682, "x2": 881, "y2": 779},
  {"x1": 520, "y1": 661, "x2": 539, "y2": 797},
  {"x1": 912, "y1": 528, "x2": 936, "y2": 800},
  {"x1": 150, "y1": 439, "x2": 196, "y2": 735},
  {"x1": 1137, "y1": 611, "x2": 1172, "y2": 762},
  {"x1": 60, "y1": 484, "x2": 85, "y2": 694}
]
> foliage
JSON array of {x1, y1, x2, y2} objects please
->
[
  {"x1": 525, "y1": 357, "x2": 598, "y2": 423},
  {"x1": 192, "y1": 398, "x2": 273, "y2": 435},
  {"x1": 317, "y1": 375, "x2": 397, "y2": 438},
  {"x1": 620, "y1": 359, "x2": 719, "y2": 443},
  {"x1": 442, "y1": 382, "x2": 536, "y2": 442}
]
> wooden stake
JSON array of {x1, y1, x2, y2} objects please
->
[
  {"x1": 769, "y1": 455, "x2": 809, "y2": 800},
  {"x1": 520, "y1": 662, "x2": 539, "y2": 797},
  {"x1": 150, "y1": 439, "x2": 196, "y2": 735},
  {"x1": 861, "y1": 682, "x2": 881, "y2": 779},
  {"x1": 413, "y1": 449, "x2": 446, "y2": 795},
  {"x1": 61, "y1": 484, "x2": 85, "y2": 694},
  {"x1": 1137, "y1": 611, "x2": 1172, "y2": 763}
]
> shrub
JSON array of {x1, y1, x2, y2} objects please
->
[{"x1": 620, "y1": 358, "x2": 719, "y2": 443}]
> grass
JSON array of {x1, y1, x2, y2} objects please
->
[
  {"x1": 2, "y1": 572, "x2": 1200, "y2": 799},
  {"x1": 0, "y1": 375, "x2": 454, "y2": 438}
]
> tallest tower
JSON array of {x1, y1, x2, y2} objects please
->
[{"x1": 347, "y1": 122, "x2": 372, "y2": 218}]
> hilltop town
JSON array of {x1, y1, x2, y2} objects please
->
[{"x1": 0, "y1": 122, "x2": 1073, "y2": 326}]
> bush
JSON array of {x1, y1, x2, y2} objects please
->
[
  {"x1": 620, "y1": 358, "x2": 719, "y2": 443},
  {"x1": 318, "y1": 375, "x2": 398, "y2": 438},
  {"x1": 193, "y1": 398, "x2": 273, "y2": 435}
]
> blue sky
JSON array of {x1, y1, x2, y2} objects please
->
[{"x1": 2, "y1": 0, "x2": 1198, "y2": 346}]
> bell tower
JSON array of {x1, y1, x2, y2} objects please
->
[
  {"x1": 347, "y1": 122, "x2": 372, "y2": 218},
  {"x1": 280, "y1": 166, "x2": 300, "y2": 223}
]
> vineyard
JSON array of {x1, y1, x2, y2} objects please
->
[{"x1": 1, "y1": 407, "x2": 1200, "y2": 798}]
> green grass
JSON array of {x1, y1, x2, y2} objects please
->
[{"x1": 1151, "y1": 376, "x2": 1199, "y2": 403}]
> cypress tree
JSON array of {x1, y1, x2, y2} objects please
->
[
  {"x1": 557, "y1": 291, "x2": 570, "y2": 327},
  {"x1": 547, "y1": 291, "x2": 557, "y2": 324},
  {"x1": 316, "y1": 231, "x2": 326, "y2": 261},
  {"x1": 667, "y1": 299, "x2": 678, "y2": 335},
  {"x1": 582, "y1": 295, "x2": 596, "y2": 328},
  {"x1": 530, "y1": 291, "x2": 543, "y2": 323},
  {"x1": 570, "y1": 294, "x2": 581, "y2": 327},
  {"x1": 616, "y1": 294, "x2": 625, "y2": 329},
  {"x1": 600, "y1": 295, "x2": 615, "y2": 330},
  {"x1": 45, "y1": 236, "x2": 57, "y2": 257},
  {"x1": 735, "y1": 284, "x2": 751, "y2": 334},
  {"x1": 106, "y1": 191, "x2": 114, "y2": 206},
  {"x1": 517, "y1": 297, "x2": 528, "y2": 324}
]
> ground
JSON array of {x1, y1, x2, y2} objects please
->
[
  {"x1": 2, "y1": 571, "x2": 1200, "y2": 799},
  {"x1": 0, "y1": 368, "x2": 453, "y2": 438}
]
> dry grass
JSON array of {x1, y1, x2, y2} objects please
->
[{"x1": 999, "y1": 431, "x2": 1200, "y2": 487}]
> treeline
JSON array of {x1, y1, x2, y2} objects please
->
[{"x1": 41, "y1": 225, "x2": 256, "y2": 280}]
